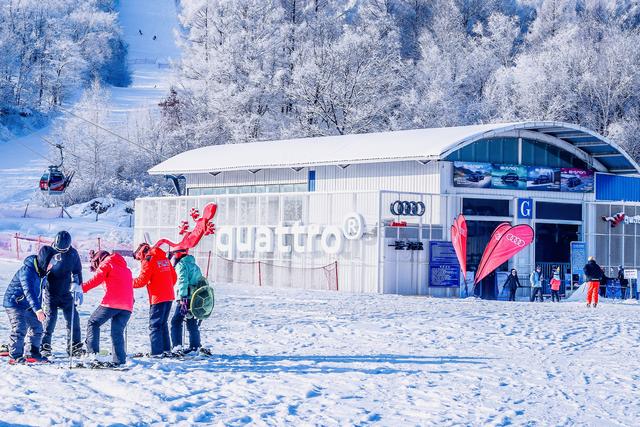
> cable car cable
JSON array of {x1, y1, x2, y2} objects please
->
[
  {"x1": 11, "y1": 138, "x2": 56, "y2": 164},
  {"x1": 53, "y1": 104, "x2": 165, "y2": 159}
]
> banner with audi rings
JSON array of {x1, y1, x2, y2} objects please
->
[
  {"x1": 390, "y1": 200, "x2": 426, "y2": 216},
  {"x1": 474, "y1": 224, "x2": 534, "y2": 285}
]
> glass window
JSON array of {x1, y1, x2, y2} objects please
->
[
  {"x1": 501, "y1": 138, "x2": 518, "y2": 164},
  {"x1": 536, "y1": 202, "x2": 582, "y2": 221},
  {"x1": 189, "y1": 183, "x2": 306, "y2": 195},
  {"x1": 463, "y1": 198, "x2": 510, "y2": 217}
]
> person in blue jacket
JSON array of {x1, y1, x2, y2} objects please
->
[
  {"x1": 40, "y1": 231, "x2": 84, "y2": 357},
  {"x1": 3, "y1": 246, "x2": 57, "y2": 363}
]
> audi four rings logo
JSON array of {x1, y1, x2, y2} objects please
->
[
  {"x1": 390, "y1": 200, "x2": 426, "y2": 216},
  {"x1": 505, "y1": 233, "x2": 526, "y2": 247}
]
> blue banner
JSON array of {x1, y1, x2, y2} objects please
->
[
  {"x1": 570, "y1": 241, "x2": 586, "y2": 285},
  {"x1": 429, "y1": 241, "x2": 460, "y2": 287}
]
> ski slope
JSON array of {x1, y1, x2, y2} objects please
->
[
  {"x1": 0, "y1": 257, "x2": 638, "y2": 426},
  {"x1": 108, "y1": 0, "x2": 181, "y2": 121}
]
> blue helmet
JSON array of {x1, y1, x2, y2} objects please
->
[{"x1": 53, "y1": 230, "x2": 72, "y2": 253}]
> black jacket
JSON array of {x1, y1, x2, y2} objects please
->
[
  {"x1": 618, "y1": 270, "x2": 629, "y2": 287},
  {"x1": 583, "y1": 260, "x2": 604, "y2": 281},
  {"x1": 503, "y1": 274, "x2": 521, "y2": 291},
  {"x1": 46, "y1": 247, "x2": 82, "y2": 296}
]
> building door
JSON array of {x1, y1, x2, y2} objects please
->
[{"x1": 534, "y1": 223, "x2": 580, "y2": 280}]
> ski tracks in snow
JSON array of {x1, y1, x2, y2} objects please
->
[{"x1": 0, "y1": 265, "x2": 639, "y2": 425}]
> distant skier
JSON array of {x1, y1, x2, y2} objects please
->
[
  {"x1": 550, "y1": 266, "x2": 561, "y2": 302},
  {"x1": 153, "y1": 35, "x2": 157, "y2": 40},
  {"x1": 139, "y1": 29, "x2": 143, "y2": 35},
  {"x1": 133, "y1": 243, "x2": 177, "y2": 357},
  {"x1": 82, "y1": 250, "x2": 134, "y2": 366},
  {"x1": 584, "y1": 256, "x2": 604, "y2": 308},
  {"x1": 529, "y1": 265, "x2": 544, "y2": 302},
  {"x1": 503, "y1": 268, "x2": 521, "y2": 302},
  {"x1": 41, "y1": 231, "x2": 84, "y2": 357},
  {"x1": 170, "y1": 250, "x2": 208, "y2": 355},
  {"x1": 3, "y1": 246, "x2": 56, "y2": 364}
]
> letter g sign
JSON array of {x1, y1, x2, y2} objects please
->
[{"x1": 518, "y1": 198, "x2": 533, "y2": 219}]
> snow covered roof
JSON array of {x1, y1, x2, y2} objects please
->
[{"x1": 149, "y1": 121, "x2": 640, "y2": 175}]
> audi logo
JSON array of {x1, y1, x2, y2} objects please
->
[
  {"x1": 505, "y1": 233, "x2": 526, "y2": 247},
  {"x1": 390, "y1": 200, "x2": 426, "y2": 216}
]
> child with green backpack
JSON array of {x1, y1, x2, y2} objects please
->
[{"x1": 170, "y1": 250, "x2": 210, "y2": 355}]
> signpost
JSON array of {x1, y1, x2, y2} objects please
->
[
  {"x1": 429, "y1": 241, "x2": 460, "y2": 287},
  {"x1": 570, "y1": 241, "x2": 587, "y2": 290}
]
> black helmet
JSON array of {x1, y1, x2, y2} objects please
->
[{"x1": 53, "y1": 230, "x2": 72, "y2": 253}]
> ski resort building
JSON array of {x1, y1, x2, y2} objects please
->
[{"x1": 135, "y1": 121, "x2": 640, "y2": 298}]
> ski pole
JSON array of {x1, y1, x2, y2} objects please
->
[
  {"x1": 182, "y1": 318, "x2": 186, "y2": 349},
  {"x1": 69, "y1": 300, "x2": 75, "y2": 369}
]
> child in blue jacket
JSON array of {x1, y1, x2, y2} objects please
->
[{"x1": 3, "y1": 246, "x2": 56, "y2": 363}]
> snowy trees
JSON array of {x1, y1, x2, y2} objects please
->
[
  {"x1": 0, "y1": 0, "x2": 125, "y2": 121},
  {"x1": 9, "y1": 0, "x2": 640, "y2": 202}
]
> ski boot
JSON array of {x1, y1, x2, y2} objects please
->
[
  {"x1": 9, "y1": 357, "x2": 27, "y2": 365},
  {"x1": 29, "y1": 346, "x2": 50, "y2": 363},
  {"x1": 198, "y1": 347, "x2": 212, "y2": 357},
  {"x1": 68, "y1": 342, "x2": 85, "y2": 357},
  {"x1": 0, "y1": 343, "x2": 9, "y2": 357},
  {"x1": 40, "y1": 343, "x2": 52, "y2": 358}
]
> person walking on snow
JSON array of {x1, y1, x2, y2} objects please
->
[
  {"x1": 170, "y1": 251, "x2": 205, "y2": 354},
  {"x1": 41, "y1": 231, "x2": 84, "y2": 357},
  {"x1": 133, "y1": 243, "x2": 176, "y2": 357},
  {"x1": 550, "y1": 266, "x2": 562, "y2": 302},
  {"x1": 617, "y1": 266, "x2": 628, "y2": 299},
  {"x1": 530, "y1": 265, "x2": 544, "y2": 302},
  {"x1": 584, "y1": 256, "x2": 604, "y2": 308},
  {"x1": 3, "y1": 246, "x2": 56, "y2": 364},
  {"x1": 82, "y1": 250, "x2": 134, "y2": 366},
  {"x1": 503, "y1": 268, "x2": 521, "y2": 301}
]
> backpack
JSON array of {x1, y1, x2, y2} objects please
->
[{"x1": 189, "y1": 277, "x2": 214, "y2": 320}]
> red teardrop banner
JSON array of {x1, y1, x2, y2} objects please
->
[
  {"x1": 450, "y1": 214, "x2": 468, "y2": 281},
  {"x1": 474, "y1": 224, "x2": 534, "y2": 285}
]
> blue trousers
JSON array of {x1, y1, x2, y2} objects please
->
[
  {"x1": 170, "y1": 303, "x2": 200, "y2": 350},
  {"x1": 42, "y1": 292, "x2": 81, "y2": 349},
  {"x1": 85, "y1": 306, "x2": 131, "y2": 365},
  {"x1": 149, "y1": 301, "x2": 172, "y2": 355},
  {"x1": 6, "y1": 308, "x2": 43, "y2": 359}
]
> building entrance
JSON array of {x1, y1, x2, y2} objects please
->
[{"x1": 534, "y1": 223, "x2": 580, "y2": 280}]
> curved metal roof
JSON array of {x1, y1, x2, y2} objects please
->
[{"x1": 149, "y1": 121, "x2": 640, "y2": 175}]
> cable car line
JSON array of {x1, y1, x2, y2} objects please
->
[{"x1": 53, "y1": 104, "x2": 165, "y2": 159}]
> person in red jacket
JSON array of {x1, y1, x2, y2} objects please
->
[
  {"x1": 133, "y1": 243, "x2": 176, "y2": 356},
  {"x1": 82, "y1": 250, "x2": 134, "y2": 366}
]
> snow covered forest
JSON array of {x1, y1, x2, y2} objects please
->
[
  {"x1": 0, "y1": 1, "x2": 127, "y2": 135},
  {"x1": 3, "y1": 0, "x2": 640, "y2": 202}
]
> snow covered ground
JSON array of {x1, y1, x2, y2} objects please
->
[{"x1": 0, "y1": 258, "x2": 638, "y2": 426}]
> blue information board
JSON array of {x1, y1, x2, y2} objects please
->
[
  {"x1": 570, "y1": 241, "x2": 586, "y2": 284},
  {"x1": 429, "y1": 241, "x2": 460, "y2": 287}
]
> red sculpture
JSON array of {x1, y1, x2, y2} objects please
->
[{"x1": 154, "y1": 203, "x2": 217, "y2": 251}]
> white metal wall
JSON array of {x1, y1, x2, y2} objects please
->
[
  {"x1": 183, "y1": 160, "x2": 441, "y2": 194},
  {"x1": 316, "y1": 161, "x2": 441, "y2": 193},
  {"x1": 186, "y1": 169, "x2": 307, "y2": 189}
]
